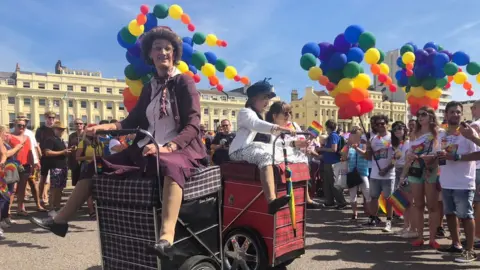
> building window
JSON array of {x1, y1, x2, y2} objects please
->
[
  {"x1": 107, "y1": 116, "x2": 113, "y2": 120},
  {"x1": 7, "y1": 79, "x2": 15, "y2": 85},
  {"x1": 94, "y1": 87, "x2": 100, "y2": 93},
  {"x1": 120, "y1": 117, "x2": 125, "y2": 121},
  {"x1": 107, "y1": 102, "x2": 113, "y2": 110},
  {"x1": 231, "y1": 111, "x2": 236, "y2": 117},
  {"x1": 119, "y1": 103, "x2": 125, "y2": 110},
  {"x1": 68, "y1": 115, "x2": 74, "y2": 129},
  {"x1": 39, "y1": 114, "x2": 45, "y2": 127},
  {"x1": 214, "y1": 109, "x2": 219, "y2": 115},
  {"x1": 203, "y1": 108, "x2": 208, "y2": 115},
  {"x1": 302, "y1": 112, "x2": 305, "y2": 117},
  {"x1": 222, "y1": 110, "x2": 227, "y2": 116},
  {"x1": 220, "y1": 96, "x2": 227, "y2": 101},
  {"x1": 23, "y1": 82, "x2": 30, "y2": 88},
  {"x1": 68, "y1": 100, "x2": 73, "y2": 107},
  {"x1": 9, "y1": 113, "x2": 15, "y2": 123},
  {"x1": 295, "y1": 113, "x2": 299, "y2": 119},
  {"x1": 53, "y1": 100, "x2": 60, "y2": 107},
  {"x1": 24, "y1": 98, "x2": 31, "y2": 105},
  {"x1": 201, "y1": 95, "x2": 209, "y2": 100},
  {"x1": 38, "y1": 83, "x2": 45, "y2": 89},
  {"x1": 82, "y1": 115, "x2": 87, "y2": 123},
  {"x1": 106, "y1": 88, "x2": 112, "y2": 94},
  {"x1": 39, "y1": 99, "x2": 46, "y2": 106},
  {"x1": 95, "y1": 115, "x2": 100, "y2": 123},
  {"x1": 8, "y1": 97, "x2": 15, "y2": 105},
  {"x1": 315, "y1": 110, "x2": 318, "y2": 117},
  {"x1": 26, "y1": 113, "x2": 31, "y2": 121},
  {"x1": 94, "y1": 101, "x2": 98, "y2": 109},
  {"x1": 81, "y1": 86, "x2": 87, "y2": 92},
  {"x1": 81, "y1": 101, "x2": 87, "y2": 108},
  {"x1": 53, "y1": 84, "x2": 60, "y2": 90},
  {"x1": 119, "y1": 89, "x2": 124, "y2": 95},
  {"x1": 67, "y1": 85, "x2": 73, "y2": 91}
]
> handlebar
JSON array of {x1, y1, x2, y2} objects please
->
[
  {"x1": 278, "y1": 131, "x2": 315, "y2": 137},
  {"x1": 95, "y1": 129, "x2": 140, "y2": 137}
]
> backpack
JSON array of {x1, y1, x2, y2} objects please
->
[{"x1": 336, "y1": 134, "x2": 346, "y2": 156}]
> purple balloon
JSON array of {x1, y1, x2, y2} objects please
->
[
  {"x1": 425, "y1": 48, "x2": 436, "y2": 54},
  {"x1": 427, "y1": 51, "x2": 438, "y2": 65},
  {"x1": 440, "y1": 50, "x2": 452, "y2": 61},
  {"x1": 319, "y1": 42, "x2": 335, "y2": 62},
  {"x1": 127, "y1": 41, "x2": 141, "y2": 57},
  {"x1": 414, "y1": 49, "x2": 429, "y2": 64},
  {"x1": 333, "y1": 34, "x2": 351, "y2": 54}
]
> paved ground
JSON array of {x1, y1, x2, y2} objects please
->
[{"x1": 1, "y1": 191, "x2": 480, "y2": 270}]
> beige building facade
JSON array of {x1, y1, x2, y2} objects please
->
[{"x1": 290, "y1": 87, "x2": 408, "y2": 133}]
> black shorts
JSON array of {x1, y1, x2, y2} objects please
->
[{"x1": 40, "y1": 159, "x2": 49, "y2": 177}]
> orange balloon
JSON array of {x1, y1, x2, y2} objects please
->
[
  {"x1": 136, "y1": 14, "x2": 147, "y2": 25},
  {"x1": 370, "y1": 64, "x2": 381, "y2": 75},
  {"x1": 334, "y1": 93, "x2": 352, "y2": 107},
  {"x1": 185, "y1": 71, "x2": 194, "y2": 77},
  {"x1": 407, "y1": 95, "x2": 419, "y2": 105},
  {"x1": 463, "y1": 81, "x2": 472, "y2": 90},
  {"x1": 240, "y1": 77, "x2": 250, "y2": 85},
  {"x1": 385, "y1": 77, "x2": 393, "y2": 86},
  {"x1": 181, "y1": 14, "x2": 191, "y2": 24},
  {"x1": 447, "y1": 76, "x2": 453, "y2": 82},
  {"x1": 406, "y1": 63, "x2": 414, "y2": 70},
  {"x1": 209, "y1": 76, "x2": 219, "y2": 86},
  {"x1": 350, "y1": 88, "x2": 368, "y2": 102},
  {"x1": 122, "y1": 87, "x2": 134, "y2": 100},
  {"x1": 318, "y1": 75, "x2": 329, "y2": 86}
]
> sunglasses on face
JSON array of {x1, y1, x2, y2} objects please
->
[
  {"x1": 47, "y1": 117, "x2": 56, "y2": 120},
  {"x1": 375, "y1": 122, "x2": 386, "y2": 126},
  {"x1": 17, "y1": 124, "x2": 25, "y2": 128},
  {"x1": 417, "y1": 111, "x2": 429, "y2": 118},
  {"x1": 75, "y1": 123, "x2": 84, "y2": 125},
  {"x1": 221, "y1": 124, "x2": 229, "y2": 128}
]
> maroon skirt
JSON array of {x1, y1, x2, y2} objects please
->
[{"x1": 80, "y1": 145, "x2": 204, "y2": 188}]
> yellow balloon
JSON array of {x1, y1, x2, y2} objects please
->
[
  {"x1": 126, "y1": 78, "x2": 143, "y2": 96},
  {"x1": 224, "y1": 66, "x2": 237, "y2": 79},
  {"x1": 168, "y1": 4, "x2": 183, "y2": 20},
  {"x1": 337, "y1": 78, "x2": 354, "y2": 93},
  {"x1": 402, "y1": 52, "x2": 415, "y2": 65},
  {"x1": 425, "y1": 88, "x2": 442, "y2": 99},
  {"x1": 128, "y1": 20, "x2": 144, "y2": 37},
  {"x1": 364, "y1": 48, "x2": 380, "y2": 65},
  {"x1": 176, "y1": 61, "x2": 189, "y2": 73},
  {"x1": 205, "y1": 34, "x2": 218, "y2": 46},
  {"x1": 308, "y1": 67, "x2": 323, "y2": 80},
  {"x1": 353, "y1": 73, "x2": 371, "y2": 89},
  {"x1": 201, "y1": 63, "x2": 216, "y2": 77},
  {"x1": 379, "y1": 63, "x2": 390, "y2": 75},
  {"x1": 453, "y1": 71, "x2": 468, "y2": 84},
  {"x1": 330, "y1": 88, "x2": 340, "y2": 98},
  {"x1": 410, "y1": 86, "x2": 426, "y2": 98},
  {"x1": 477, "y1": 74, "x2": 480, "y2": 84}
]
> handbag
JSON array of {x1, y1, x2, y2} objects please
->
[
  {"x1": 4, "y1": 163, "x2": 20, "y2": 184},
  {"x1": 407, "y1": 139, "x2": 433, "y2": 178},
  {"x1": 346, "y1": 150, "x2": 364, "y2": 188}
]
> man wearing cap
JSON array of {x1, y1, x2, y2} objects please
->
[{"x1": 35, "y1": 111, "x2": 56, "y2": 207}]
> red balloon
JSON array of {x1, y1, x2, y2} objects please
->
[
  {"x1": 187, "y1": 24, "x2": 196, "y2": 32},
  {"x1": 358, "y1": 99, "x2": 374, "y2": 115},
  {"x1": 221, "y1": 40, "x2": 228, "y2": 47},
  {"x1": 444, "y1": 82, "x2": 451, "y2": 89},
  {"x1": 430, "y1": 98, "x2": 440, "y2": 110},
  {"x1": 344, "y1": 103, "x2": 361, "y2": 118},
  {"x1": 217, "y1": 84, "x2": 224, "y2": 91},
  {"x1": 338, "y1": 107, "x2": 348, "y2": 119},
  {"x1": 209, "y1": 76, "x2": 219, "y2": 86},
  {"x1": 406, "y1": 69, "x2": 414, "y2": 76},
  {"x1": 193, "y1": 74, "x2": 201, "y2": 83},
  {"x1": 459, "y1": 67, "x2": 463, "y2": 72},
  {"x1": 389, "y1": 84, "x2": 397, "y2": 92},
  {"x1": 467, "y1": 90, "x2": 474, "y2": 96},
  {"x1": 378, "y1": 73, "x2": 387, "y2": 83},
  {"x1": 140, "y1": 4, "x2": 149, "y2": 15},
  {"x1": 234, "y1": 75, "x2": 241, "y2": 82},
  {"x1": 334, "y1": 94, "x2": 351, "y2": 107},
  {"x1": 326, "y1": 82, "x2": 336, "y2": 91},
  {"x1": 410, "y1": 104, "x2": 420, "y2": 115}
]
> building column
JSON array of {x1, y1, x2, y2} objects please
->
[
  {"x1": 208, "y1": 106, "x2": 213, "y2": 131},
  {"x1": 113, "y1": 102, "x2": 119, "y2": 120},
  {"x1": 87, "y1": 101, "x2": 94, "y2": 124},
  {"x1": 32, "y1": 97, "x2": 39, "y2": 129},
  {"x1": 74, "y1": 100, "x2": 81, "y2": 119},
  {"x1": 0, "y1": 95, "x2": 8, "y2": 125},
  {"x1": 15, "y1": 95, "x2": 24, "y2": 114},
  {"x1": 60, "y1": 99, "x2": 68, "y2": 127},
  {"x1": 100, "y1": 101, "x2": 106, "y2": 120}
]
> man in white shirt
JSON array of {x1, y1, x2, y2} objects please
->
[
  {"x1": 365, "y1": 115, "x2": 395, "y2": 232},
  {"x1": 468, "y1": 100, "x2": 480, "y2": 248},
  {"x1": 437, "y1": 101, "x2": 477, "y2": 263}
]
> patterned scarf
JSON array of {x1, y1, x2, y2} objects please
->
[{"x1": 151, "y1": 67, "x2": 181, "y2": 119}]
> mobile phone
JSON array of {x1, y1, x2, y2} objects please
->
[{"x1": 461, "y1": 121, "x2": 468, "y2": 128}]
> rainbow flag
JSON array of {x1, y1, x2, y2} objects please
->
[
  {"x1": 285, "y1": 167, "x2": 296, "y2": 237},
  {"x1": 378, "y1": 192, "x2": 387, "y2": 214},
  {"x1": 307, "y1": 121, "x2": 323, "y2": 137},
  {"x1": 388, "y1": 189, "x2": 410, "y2": 216}
]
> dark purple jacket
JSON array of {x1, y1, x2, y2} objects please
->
[{"x1": 120, "y1": 74, "x2": 207, "y2": 160}]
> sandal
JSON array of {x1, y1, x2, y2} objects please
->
[
  {"x1": 16, "y1": 210, "x2": 28, "y2": 216},
  {"x1": 411, "y1": 239, "x2": 424, "y2": 247},
  {"x1": 37, "y1": 207, "x2": 47, "y2": 212}
]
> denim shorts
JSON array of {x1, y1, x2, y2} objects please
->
[
  {"x1": 442, "y1": 189, "x2": 475, "y2": 219},
  {"x1": 475, "y1": 169, "x2": 480, "y2": 203},
  {"x1": 370, "y1": 178, "x2": 395, "y2": 199}
]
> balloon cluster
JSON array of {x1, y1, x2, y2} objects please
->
[
  {"x1": 300, "y1": 25, "x2": 389, "y2": 119},
  {"x1": 397, "y1": 41, "x2": 480, "y2": 114},
  {"x1": 117, "y1": 4, "x2": 250, "y2": 112}
]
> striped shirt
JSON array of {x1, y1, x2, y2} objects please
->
[{"x1": 347, "y1": 145, "x2": 369, "y2": 177}]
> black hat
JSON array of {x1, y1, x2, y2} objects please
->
[{"x1": 246, "y1": 78, "x2": 276, "y2": 99}]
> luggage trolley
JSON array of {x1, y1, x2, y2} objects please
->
[{"x1": 91, "y1": 129, "x2": 223, "y2": 270}]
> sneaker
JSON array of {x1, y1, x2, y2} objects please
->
[
  {"x1": 437, "y1": 244, "x2": 464, "y2": 254},
  {"x1": 48, "y1": 210, "x2": 58, "y2": 218},
  {"x1": 0, "y1": 221, "x2": 10, "y2": 229},
  {"x1": 395, "y1": 227, "x2": 409, "y2": 235},
  {"x1": 322, "y1": 203, "x2": 335, "y2": 208},
  {"x1": 382, "y1": 220, "x2": 392, "y2": 232},
  {"x1": 0, "y1": 228, "x2": 4, "y2": 238},
  {"x1": 4, "y1": 218, "x2": 17, "y2": 225},
  {"x1": 400, "y1": 231, "x2": 419, "y2": 239},
  {"x1": 363, "y1": 217, "x2": 377, "y2": 227},
  {"x1": 335, "y1": 204, "x2": 347, "y2": 210},
  {"x1": 436, "y1": 227, "x2": 446, "y2": 238},
  {"x1": 455, "y1": 250, "x2": 477, "y2": 263}
]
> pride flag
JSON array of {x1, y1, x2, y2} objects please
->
[
  {"x1": 307, "y1": 121, "x2": 323, "y2": 137},
  {"x1": 388, "y1": 189, "x2": 410, "y2": 216}
]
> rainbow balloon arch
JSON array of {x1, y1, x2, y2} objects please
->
[
  {"x1": 117, "y1": 3, "x2": 251, "y2": 112},
  {"x1": 300, "y1": 25, "x2": 395, "y2": 120},
  {"x1": 396, "y1": 42, "x2": 480, "y2": 114}
]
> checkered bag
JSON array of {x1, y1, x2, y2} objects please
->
[{"x1": 183, "y1": 166, "x2": 222, "y2": 201}]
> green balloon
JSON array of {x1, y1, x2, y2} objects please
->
[
  {"x1": 438, "y1": 45, "x2": 444, "y2": 51},
  {"x1": 300, "y1": 53, "x2": 317, "y2": 71},
  {"x1": 191, "y1": 51, "x2": 207, "y2": 70},
  {"x1": 400, "y1": 44, "x2": 414, "y2": 55},
  {"x1": 443, "y1": 62, "x2": 458, "y2": 76},
  {"x1": 192, "y1": 32, "x2": 206, "y2": 45},
  {"x1": 326, "y1": 69, "x2": 343, "y2": 84},
  {"x1": 120, "y1": 27, "x2": 137, "y2": 45},
  {"x1": 215, "y1": 59, "x2": 228, "y2": 72},
  {"x1": 408, "y1": 75, "x2": 421, "y2": 87},
  {"x1": 422, "y1": 77, "x2": 437, "y2": 90},
  {"x1": 359, "y1": 66, "x2": 365, "y2": 73},
  {"x1": 358, "y1": 32, "x2": 376, "y2": 52},
  {"x1": 141, "y1": 74, "x2": 153, "y2": 84},
  {"x1": 405, "y1": 86, "x2": 411, "y2": 93},
  {"x1": 343, "y1": 62, "x2": 361, "y2": 78},
  {"x1": 436, "y1": 77, "x2": 448, "y2": 88},
  {"x1": 124, "y1": 65, "x2": 141, "y2": 80},
  {"x1": 153, "y1": 4, "x2": 169, "y2": 19},
  {"x1": 466, "y1": 62, "x2": 480, "y2": 75},
  {"x1": 377, "y1": 49, "x2": 385, "y2": 64}
]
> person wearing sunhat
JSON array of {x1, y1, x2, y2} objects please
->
[
  {"x1": 229, "y1": 78, "x2": 295, "y2": 214},
  {"x1": 31, "y1": 25, "x2": 206, "y2": 259},
  {"x1": 42, "y1": 121, "x2": 72, "y2": 211}
]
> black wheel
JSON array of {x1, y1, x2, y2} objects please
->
[
  {"x1": 223, "y1": 229, "x2": 268, "y2": 270},
  {"x1": 179, "y1": 255, "x2": 219, "y2": 270}
]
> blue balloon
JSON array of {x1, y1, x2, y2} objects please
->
[
  {"x1": 424, "y1": 42, "x2": 438, "y2": 51},
  {"x1": 204, "y1": 52, "x2": 217, "y2": 64},
  {"x1": 144, "y1": 13, "x2": 158, "y2": 32},
  {"x1": 182, "y1": 37, "x2": 193, "y2": 47},
  {"x1": 406, "y1": 42, "x2": 418, "y2": 52},
  {"x1": 188, "y1": 65, "x2": 197, "y2": 74},
  {"x1": 344, "y1": 25, "x2": 364, "y2": 44},
  {"x1": 395, "y1": 70, "x2": 404, "y2": 81},
  {"x1": 126, "y1": 51, "x2": 137, "y2": 65},
  {"x1": 433, "y1": 67, "x2": 446, "y2": 79},
  {"x1": 414, "y1": 49, "x2": 429, "y2": 65},
  {"x1": 452, "y1": 51, "x2": 470, "y2": 66},
  {"x1": 182, "y1": 53, "x2": 192, "y2": 64},
  {"x1": 127, "y1": 41, "x2": 141, "y2": 57},
  {"x1": 427, "y1": 51, "x2": 438, "y2": 65},
  {"x1": 398, "y1": 71, "x2": 409, "y2": 87},
  {"x1": 346, "y1": 47, "x2": 364, "y2": 63},
  {"x1": 117, "y1": 32, "x2": 134, "y2": 49},
  {"x1": 301, "y1": 42, "x2": 320, "y2": 57},
  {"x1": 414, "y1": 65, "x2": 429, "y2": 80},
  {"x1": 396, "y1": 57, "x2": 404, "y2": 67},
  {"x1": 433, "y1": 53, "x2": 450, "y2": 68},
  {"x1": 320, "y1": 61, "x2": 329, "y2": 74},
  {"x1": 328, "y1": 53, "x2": 347, "y2": 70}
]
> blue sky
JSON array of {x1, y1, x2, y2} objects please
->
[{"x1": 1, "y1": 0, "x2": 480, "y2": 102}]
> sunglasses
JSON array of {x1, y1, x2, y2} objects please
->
[
  {"x1": 16, "y1": 124, "x2": 26, "y2": 128},
  {"x1": 375, "y1": 122, "x2": 386, "y2": 126},
  {"x1": 75, "y1": 123, "x2": 84, "y2": 125},
  {"x1": 47, "y1": 116, "x2": 56, "y2": 119},
  {"x1": 417, "y1": 111, "x2": 429, "y2": 118},
  {"x1": 200, "y1": 129, "x2": 206, "y2": 133}
]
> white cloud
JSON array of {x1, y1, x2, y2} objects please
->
[{"x1": 444, "y1": 20, "x2": 480, "y2": 39}]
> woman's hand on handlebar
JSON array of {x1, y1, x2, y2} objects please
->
[
  {"x1": 84, "y1": 123, "x2": 118, "y2": 137},
  {"x1": 142, "y1": 143, "x2": 172, "y2": 156}
]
